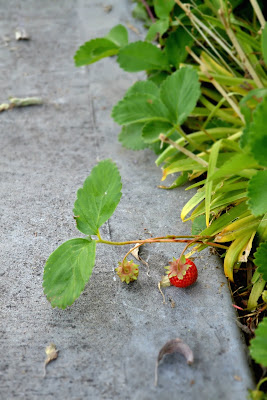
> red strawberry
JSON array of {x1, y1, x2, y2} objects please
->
[{"x1": 160, "y1": 257, "x2": 198, "y2": 288}]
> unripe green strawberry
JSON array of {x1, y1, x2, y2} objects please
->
[
  {"x1": 115, "y1": 259, "x2": 139, "y2": 284},
  {"x1": 161, "y1": 257, "x2": 198, "y2": 288}
]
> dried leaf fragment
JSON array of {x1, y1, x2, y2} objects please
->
[
  {"x1": 103, "y1": 5, "x2": 112, "y2": 13},
  {"x1": 130, "y1": 243, "x2": 142, "y2": 261},
  {"x1": 234, "y1": 375, "x2": 242, "y2": 381},
  {"x1": 155, "y1": 338, "x2": 194, "y2": 386},
  {"x1": 15, "y1": 27, "x2": 30, "y2": 40},
  {"x1": 0, "y1": 97, "x2": 43, "y2": 113},
  {"x1": 43, "y1": 343, "x2": 59, "y2": 377},
  {"x1": 0, "y1": 103, "x2": 10, "y2": 112},
  {"x1": 126, "y1": 23, "x2": 140, "y2": 35},
  {"x1": 9, "y1": 97, "x2": 43, "y2": 107},
  {"x1": 129, "y1": 242, "x2": 150, "y2": 276}
]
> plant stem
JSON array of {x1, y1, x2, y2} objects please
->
[
  {"x1": 256, "y1": 377, "x2": 267, "y2": 391},
  {"x1": 174, "y1": 124, "x2": 208, "y2": 153},
  {"x1": 187, "y1": 47, "x2": 245, "y2": 122},
  {"x1": 159, "y1": 134, "x2": 209, "y2": 168},
  {"x1": 175, "y1": 0, "x2": 243, "y2": 68},
  {"x1": 249, "y1": 0, "x2": 266, "y2": 30},
  {"x1": 218, "y1": 7, "x2": 264, "y2": 88},
  {"x1": 140, "y1": 0, "x2": 156, "y2": 22},
  {"x1": 198, "y1": 71, "x2": 256, "y2": 88},
  {"x1": 199, "y1": 96, "x2": 243, "y2": 125},
  {"x1": 96, "y1": 235, "x2": 228, "y2": 249}
]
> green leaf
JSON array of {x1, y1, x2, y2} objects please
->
[
  {"x1": 43, "y1": 239, "x2": 96, "y2": 309},
  {"x1": 118, "y1": 123, "x2": 147, "y2": 150},
  {"x1": 248, "y1": 95, "x2": 267, "y2": 167},
  {"x1": 191, "y1": 215, "x2": 206, "y2": 235},
  {"x1": 262, "y1": 23, "x2": 267, "y2": 66},
  {"x1": 189, "y1": 191, "x2": 247, "y2": 222},
  {"x1": 142, "y1": 121, "x2": 173, "y2": 143},
  {"x1": 117, "y1": 41, "x2": 169, "y2": 72},
  {"x1": 181, "y1": 190, "x2": 206, "y2": 221},
  {"x1": 158, "y1": 172, "x2": 188, "y2": 189},
  {"x1": 205, "y1": 140, "x2": 221, "y2": 227},
  {"x1": 160, "y1": 67, "x2": 201, "y2": 124},
  {"x1": 162, "y1": 157, "x2": 206, "y2": 179},
  {"x1": 240, "y1": 89, "x2": 267, "y2": 148},
  {"x1": 154, "y1": 0, "x2": 175, "y2": 18},
  {"x1": 200, "y1": 202, "x2": 249, "y2": 237},
  {"x1": 124, "y1": 80, "x2": 159, "y2": 97},
  {"x1": 247, "y1": 275, "x2": 266, "y2": 309},
  {"x1": 132, "y1": 3, "x2": 149, "y2": 22},
  {"x1": 257, "y1": 213, "x2": 267, "y2": 242},
  {"x1": 247, "y1": 170, "x2": 267, "y2": 217},
  {"x1": 112, "y1": 93, "x2": 170, "y2": 125},
  {"x1": 250, "y1": 317, "x2": 267, "y2": 367},
  {"x1": 146, "y1": 18, "x2": 169, "y2": 41},
  {"x1": 208, "y1": 153, "x2": 259, "y2": 181},
  {"x1": 105, "y1": 24, "x2": 128, "y2": 47},
  {"x1": 224, "y1": 233, "x2": 253, "y2": 281},
  {"x1": 74, "y1": 38, "x2": 119, "y2": 67},
  {"x1": 148, "y1": 70, "x2": 169, "y2": 86},
  {"x1": 254, "y1": 241, "x2": 267, "y2": 281},
  {"x1": 165, "y1": 27, "x2": 193, "y2": 68},
  {"x1": 73, "y1": 160, "x2": 122, "y2": 235}
]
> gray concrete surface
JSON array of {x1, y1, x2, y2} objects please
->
[{"x1": 0, "y1": 1, "x2": 254, "y2": 399}]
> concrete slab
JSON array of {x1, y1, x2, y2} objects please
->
[{"x1": 0, "y1": 0, "x2": 254, "y2": 399}]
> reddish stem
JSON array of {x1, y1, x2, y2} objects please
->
[{"x1": 140, "y1": 0, "x2": 156, "y2": 22}]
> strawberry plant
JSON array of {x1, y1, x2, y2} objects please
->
[
  {"x1": 43, "y1": 0, "x2": 267, "y2": 394},
  {"x1": 43, "y1": 159, "x2": 226, "y2": 309}
]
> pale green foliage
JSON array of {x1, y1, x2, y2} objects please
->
[
  {"x1": 74, "y1": 25, "x2": 128, "y2": 66},
  {"x1": 43, "y1": 239, "x2": 96, "y2": 308},
  {"x1": 117, "y1": 41, "x2": 169, "y2": 72},
  {"x1": 73, "y1": 160, "x2": 122, "y2": 235},
  {"x1": 262, "y1": 24, "x2": 267, "y2": 66},
  {"x1": 159, "y1": 68, "x2": 201, "y2": 124},
  {"x1": 250, "y1": 317, "x2": 267, "y2": 367},
  {"x1": 153, "y1": 0, "x2": 175, "y2": 18},
  {"x1": 254, "y1": 241, "x2": 267, "y2": 281},
  {"x1": 247, "y1": 171, "x2": 267, "y2": 216},
  {"x1": 146, "y1": 18, "x2": 169, "y2": 41}
]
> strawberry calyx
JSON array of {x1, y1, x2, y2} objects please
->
[
  {"x1": 160, "y1": 256, "x2": 198, "y2": 288},
  {"x1": 115, "y1": 259, "x2": 139, "y2": 284},
  {"x1": 166, "y1": 255, "x2": 189, "y2": 280}
]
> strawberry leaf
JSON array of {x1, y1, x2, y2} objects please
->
[
  {"x1": 105, "y1": 24, "x2": 128, "y2": 47},
  {"x1": 262, "y1": 23, "x2": 267, "y2": 66},
  {"x1": 247, "y1": 95, "x2": 267, "y2": 167},
  {"x1": 254, "y1": 241, "x2": 267, "y2": 280},
  {"x1": 124, "y1": 80, "x2": 160, "y2": 97},
  {"x1": 159, "y1": 67, "x2": 201, "y2": 124},
  {"x1": 165, "y1": 27, "x2": 193, "y2": 68},
  {"x1": 112, "y1": 93, "x2": 171, "y2": 125},
  {"x1": 117, "y1": 41, "x2": 170, "y2": 72},
  {"x1": 154, "y1": 0, "x2": 175, "y2": 18},
  {"x1": 240, "y1": 88, "x2": 267, "y2": 148},
  {"x1": 73, "y1": 160, "x2": 122, "y2": 235},
  {"x1": 247, "y1": 171, "x2": 267, "y2": 217},
  {"x1": 43, "y1": 239, "x2": 96, "y2": 309},
  {"x1": 119, "y1": 123, "x2": 148, "y2": 150},
  {"x1": 74, "y1": 24, "x2": 128, "y2": 67},
  {"x1": 142, "y1": 120, "x2": 173, "y2": 143},
  {"x1": 74, "y1": 38, "x2": 119, "y2": 67},
  {"x1": 250, "y1": 317, "x2": 267, "y2": 367},
  {"x1": 145, "y1": 18, "x2": 169, "y2": 42}
]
